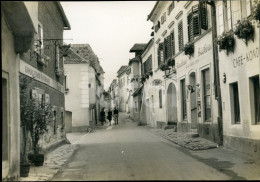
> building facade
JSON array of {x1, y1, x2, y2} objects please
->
[
  {"x1": 2, "y1": 2, "x2": 38, "y2": 180},
  {"x1": 64, "y1": 44, "x2": 104, "y2": 130},
  {"x1": 147, "y1": 1, "x2": 222, "y2": 143},
  {"x1": 117, "y1": 65, "x2": 129, "y2": 112},
  {"x1": 215, "y1": 0, "x2": 260, "y2": 159}
]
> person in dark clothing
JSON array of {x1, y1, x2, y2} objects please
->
[
  {"x1": 113, "y1": 107, "x2": 119, "y2": 124},
  {"x1": 107, "y1": 109, "x2": 112, "y2": 126},
  {"x1": 100, "y1": 108, "x2": 106, "y2": 125}
]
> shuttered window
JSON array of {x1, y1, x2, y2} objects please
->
[
  {"x1": 168, "y1": 2, "x2": 175, "y2": 15},
  {"x1": 178, "y1": 21, "x2": 184, "y2": 51},
  {"x1": 187, "y1": 13, "x2": 194, "y2": 42},
  {"x1": 203, "y1": 68, "x2": 211, "y2": 122},
  {"x1": 192, "y1": 5, "x2": 200, "y2": 37},
  {"x1": 157, "y1": 43, "x2": 164, "y2": 67},
  {"x1": 181, "y1": 79, "x2": 187, "y2": 120},
  {"x1": 155, "y1": 21, "x2": 161, "y2": 32},
  {"x1": 230, "y1": 82, "x2": 240, "y2": 124},
  {"x1": 170, "y1": 31, "x2": 175, "y2": 56},
  {"x1": 200, "y1": 1, "x2": 208, "y2": 30},
  {"x1": 250, "y1": 75, "x2": 260, "y2": 124}
]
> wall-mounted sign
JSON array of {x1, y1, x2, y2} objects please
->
[
  {"x1": 233, "y1": 47, "x2": 259, "y2": 68},
  {"x1": 20, "y1": 60, "x2": 64, "y2": 93}
]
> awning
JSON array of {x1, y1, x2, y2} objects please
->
[{"x1": 132, "y1": 86, "x2": 143, "y2": 97}]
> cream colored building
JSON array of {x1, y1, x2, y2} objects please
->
[
  {"x1": 64, "y1": 44, "x2": 104, "y2": 131},
  {"x1": 117, "y1": 65, "x2": 129, "y2": 112},
  {"x1": 215, "y1": 0, "x2": 260, "y2": 159}
]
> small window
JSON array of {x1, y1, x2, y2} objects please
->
[
  {"x1": 56, "y1": 43, "x2": 60, "y2": 69},
  {"x1": 246, "y1": 0, "x2": 252, "y2": 17},
  {"x1": 249, "y1": 75, "x2": 260, "y2": 124},
  {"x1": 159, "y1": 89, "x2": 163, "y2": 108},
  {"x1": 202, "y1": 68, "x2": 211, "y2": 122},
  {"x1": 178, "y1": 21, "x2": 184, "y2": 51},
  {"x1": 230, "y1": 82, "x2": 240, "y2": 124},
  {"x1": 88, "y1": 83, "x2": 91, "y2": 88}
]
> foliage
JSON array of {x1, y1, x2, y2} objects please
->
[
  {"x1": 217, "y1": 30, "x2": 235, "y2": 55},
  {"x1": 234, "y1": 19, "x2": 254, "y2": 45},
  {"x1": 184, "y1": 43, "x2": 194, "y2": 56},
  {"x1": 167, "y1": 58, "x2": 175, "y2": 67},
  {"x1": 149, "y1": 70, "x2": 153, "y2": 76},
  {"x1": 159, "y1": 62, "x2": 169, "y2": 71},
  {"x1": 20, "y1": 75, "x2": 53, "y2": 157},
  {"x1": 141, "y1": 75, "x2": 146, "y2": 83},
  {"x1": 252, "y1": 0, "x2": 260, "y2": 21}
]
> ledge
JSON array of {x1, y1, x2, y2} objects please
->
[{"x1": 184, "y1": 1, "x2": 192, "y2": 9}]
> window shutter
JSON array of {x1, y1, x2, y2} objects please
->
[
  {"x1": 164, "y1": 38, "x2": 167, "y2": 61},
  {"x1": 178, "y1": 21, "x2": 184, "y2": 51},
  {"x1": 187, "y1": 13, "x2": 194, "y2": 42},
  {"x1": 157, "y1": 45, "x2": 161, "y2": 66},
  {"x1": 170, "y1": 32, "x2": 175, "y2": 56},
  {"x1": 167, "y1": 35, "x2": 171, "y2": 59},
  {"x1": 200, "y1": 2, "x2": 208, "y2": 30},
  {"x1": 192, "y1": 5, "x2": 200, "y2": 37}
]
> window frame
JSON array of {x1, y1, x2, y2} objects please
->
[
  {"x1": 249, "y1": 75, "x2": 260, "y2": 125},
  {"x1": 230, "y1": 82, "x2": 241, "y2": 124},
  {"x1": 181, "y1": 78, "x2": 187, "y2": 121}
]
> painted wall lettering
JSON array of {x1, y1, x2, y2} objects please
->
[{"x1": 233, "y1": 47, "x2": 259, "y2": 68}]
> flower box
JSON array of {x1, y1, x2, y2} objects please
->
[
  {"x1": 234, "y1": 19, "x2": 254, "y2": 45},
  {"x1": 217, "y1": 30, "x2": 235, "y2": 55},
  {"x1": 184, "y1": 43, "x2": 194, "y2": 56}
]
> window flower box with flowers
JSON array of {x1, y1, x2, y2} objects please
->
[
  {"x1": 184, "y1": 43, "x2": 194, "y2": 56},
  {"x1": 252, "y1": 0, "x2": 260, "y2": 21},
  {"x1": 217, "y1": 30, "x2": 235, "y2": 55},
  {"x1": 167, "y1": 58, "x2": 175, "y2": 67},
  {"x1": 234, "y1": 19, "x2": 255, "y2": 46},
  {"x1": 159, "y1": 62, "x2": 169, "y2": 71}
]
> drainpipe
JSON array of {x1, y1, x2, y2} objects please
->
[{"x1": 208, "y1": 0, "x2": 223, "y2": 145}]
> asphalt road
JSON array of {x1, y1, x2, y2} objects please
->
[{"x1": 52, "y1": 115, "x2": 230, "y2": 180}]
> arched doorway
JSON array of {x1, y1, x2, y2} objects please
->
[
  {"x1": 189, "y1": 72, "x2": 197, "y2": 129},
  {"x1": 167, "y1": 83, "x2": 177, "y2": 124}
]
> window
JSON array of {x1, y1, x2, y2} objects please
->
[
  {"x1": 170, "y1": 31, "x2": 175, "y2": 56},
  {"x1": 157, "y1": 43, "x2": 164, "y2": 67},
  {"x1": 38, "y1": 23, "x2": 43, "y2": 50},
  {"x1": 65, "y1": 75, "x2": 69, "y2": 90},
  {"x1": 249, "y1": 75, "x2": 260, "y2": 124},
  {"x1": 188, "y1": 3, "x2": 208, "y2": 41},
  {"x1": 164, "y1": 35, "x2": 172, "y2": 61},
  {"x1": 181, "y1": 79, "x2": 187, "y2": 120},
  {"x1": 88, "y1": 83, "x2": 91, "y2": 88},
  {"x1": 152, "y1": 95, "x2": 154, "y2": 112},
  {"x1": 159, "y1": 89, "x2": 162, "y2": 108},
  {"x1": 230, "y1": 82, "x2": 240, "y2": 124},
  {"x1": 135, "y1": 101, "x2": 138, "y2": 112},
  {"x1": 202, "y1": 68, "x2": 211, "y2": 122},
  {"x1": 168, "y1": 2, "x2": 175, "y2": 15},
  {"x1": 31, "y1": 88, "x2": 45, "y2": 107},
  {"x1": 227, "y1": 1, "x2": 232, "y2": 30},
  {"x1": 218, "y1": 4, "x2": 224, "y2": 35},
  {"x1": 178, "y1": 21, "x2": 184, "y2": 51},
  {"x1": 225, "y1": 0, "x2": 242, "y2": 30}
]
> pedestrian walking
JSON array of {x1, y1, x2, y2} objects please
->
[
  {"x1": 107, "y1": 109, "x2": 112, "y2": 126},
  {"x1": 100, "y1": 108, "x2": 106, "y2": 125},
  {"x1": 113, "y1": 106, "x2": 119, "y2": 124}
]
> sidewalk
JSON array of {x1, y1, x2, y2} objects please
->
[
  {"x1": 19, "y1": 132, "x2": 87, "y2": 181},
  {"x1": 147, "y1": 127, "x2": 260, "y2": 180}
]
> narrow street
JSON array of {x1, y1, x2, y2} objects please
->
[{"x1": 52, "y1": 113, "x2": 230, "y2": 181}]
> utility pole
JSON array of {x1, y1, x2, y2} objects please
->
[{"x1": 207, "y1": 0, "x2": 223, "y2": 145}]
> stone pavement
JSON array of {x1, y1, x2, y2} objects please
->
[
  {"x1": 148, "y1": 128, "x2": 218, "y2": 151},
  {"x1": 19, "y1": 132, "x2": 86, "y2": 181}
]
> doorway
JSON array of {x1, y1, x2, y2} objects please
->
[
  {"x1": 167, "y1": 83, "x2": 177, "y2": 124},
  {"x1": 189, "y1": 72, "x2": 197, "y2": 129}
]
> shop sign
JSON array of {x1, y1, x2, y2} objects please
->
[
  {"x1": 20, "y1": 60, "x2": 64, "y2": 93},
  {"x1": 233, "y1": 47, "x2": 259, "y2": 68}
]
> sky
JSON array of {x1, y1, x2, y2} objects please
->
[{"x1": 61, "y1": 1, "x2": 156, "y2": 90}]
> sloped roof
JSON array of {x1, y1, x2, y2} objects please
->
[
  {"x1": 129, "y1": 44, "x2": 147, "y2": 52},
  {"x1": 69, "y1": 44, "x2": 105, "y2": 74},
  {"x1": 117, "y1": 65, "x2": 128, "y2": 76},
  {"x1": 64, "y1": 48, "x2": 88, "y2": 64}
]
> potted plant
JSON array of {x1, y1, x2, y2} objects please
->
[
  {"x1": 19, "y1": 75, "x2": 33, "y2": 177},
  {"x1": 234, "y1": 19, "x2": 255, "y2": 45},
  {"x1": 217, "y1": 30, "x2": 235, "y2": 55},
  {"x1": 184, "y1": 43, "x2": 194, "y2": 56},
  {"x1": 29, "y1": 98, "x2": 53, "y2": 166},
  {"x1": 159, "y1": 62, "x2": 169, "y2": 71},
  {"x1": 252, "y1": 0, "x2": 260, "y2": 21}
]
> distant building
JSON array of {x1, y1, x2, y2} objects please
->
[
  {"x1": 117, "y1": 65, "x2": 129, "y2": 112},
  {"x1": 2, "y1": 2, "x2": 38, "y2": 180},
  {"x1": 109, "y1": 79, "x2": 119, "y2": 109},
  {"x1": 64, "y1": 44, "x2": 105, "y2": 131}
]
